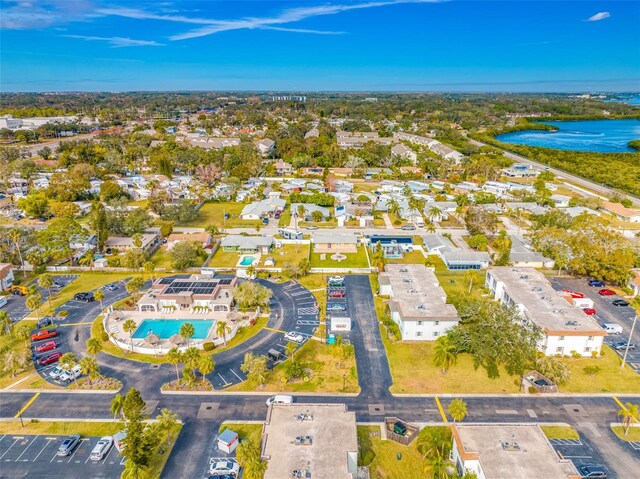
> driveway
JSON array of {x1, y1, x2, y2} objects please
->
[{"x1": 3, "y1": 275, "x2": 78, "y2": 322}]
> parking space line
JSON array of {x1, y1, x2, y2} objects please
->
[
  {"x1": 120, "y1": 456, "x2": 126, "y2": 465},
  {"x1": 67, "y1": 440, "x2": 85, "y2": 463},
  {"x1": 101, "y1": 444, "x2": 115, "y2": 463},
  {"x1": 230, "y1": 369, "x2": 243, "y2": 381},
  {"x1": 217, "y1": 373, "x2": 230, "y2": 386},
  {"x1": 14, "y1": 392, "x2": 40, "y2": 418},
  {"x1": 0, "y1": 439, "x2": 18, "y2": 460},
  {"x1": 16, "y1": 435, "x2": 38, "y2": 462},
  {"x1": 33, "y1": 438, "x2": 54, "y2": 462}
]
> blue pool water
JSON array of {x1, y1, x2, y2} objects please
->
[
  {"x1": 239, "y1": 256, "x2": 255, "y2": 266},
  {"x1": 132, "y1": 320, "x2": 214, "y2": 339},
  {"x1": 497, "y1": 119, "x2": 640, "y2": 153}
]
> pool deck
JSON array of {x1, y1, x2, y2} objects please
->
[{"x1": 236, "y1": 253, "x2": 261, "y2": 268}]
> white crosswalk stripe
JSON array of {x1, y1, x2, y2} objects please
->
[
  {"x1": 297, "y1": 320, "x2": 320, "y2": 326},
  {"x1": 297, "y1": 307, "x2": 318, "y2": 315}
]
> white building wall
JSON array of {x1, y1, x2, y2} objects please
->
[
  {"x1": 391, "y1": 311, "x2": 457, "y2": 340},
  {"x1": 543, "y1": 334, "x2": 603, "y2": 357}
]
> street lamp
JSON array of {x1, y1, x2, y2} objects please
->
[{"x1": 622, "y1": 310, "x2": 639, "y2": 370}]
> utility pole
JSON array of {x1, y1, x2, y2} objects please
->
[{"x1": 622, "y1": 311, "x2": 638, "y2": 370}]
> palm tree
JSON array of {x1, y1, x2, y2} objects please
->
[
  {"x1": 285, "y1": 342, "x2": 297, "y2": 362},
  {"x1": 59, "y1": 352, "x2": 79, "y2": 387},
  {"x1": 143, "y1": 261, "x2": 155, "y2": 281},
  {"x1": 94, "y1": 289, "x2": 105, "y2": 311},
  {"x1": 166, "y1": 348, "x2": 182, "y2": 383},
  {"x1": 122, "y1": 460, "x2": 148, "y2": 479},
  {"x1": 110, "y1": 393, "x2": 124, "y2": 420},
  {"x1": 618, "y1": 402, "x2": 639, "y2": 435},
  {"x1": 428, "y1": 205, "x2": 441, "y2": 222},
  {"x1": 38, "y1": 274, "x2": 54, "y2": 312},
  {"x1": 156, "y1": 408, "x2": 179, "y2": 446},
  {"x1": 433, "y1": 336, "x2": 457, "y2": 373},
  {"x1": 215, "y1": 321, "x2": 231, "y2": 346},
  {"x1": 86, "y1": 337, "x2": 103, "y2": 358},
  {"x1": 0, "y1": 311, "x2": 13, "y2": 337},
  {"x1": 198, "y1": 355, "x2": 215, "y2": 384},
  {"x1": 26, "y1": 292, "x2": 42, "y2": 323},
  {"x1": 122, "y1": 319, "x2": 137, "y2": 353},
  {"x1": 387, "y1": 199, "x2": 400, "y2": 217},
  {"x1": 131, "y1": 233, "x2": 143, "y2": 250},
  {"x1": 448, "y1": 398, "x2": 468, "y2": 422},
  {"x1": 79, "y1": 356, "x2": 101, "y2": 384},
  {"x1": 8, "y1": 228, "x2": 26, "y2": 278},
  {"x1": 14, "y1": 322, "x2": 30, "y2": 346},
  {"x1": 179, "y1": 322, "x2": 195, "y2": 347},
  {"x1": 463, "y1": 270, "x2": 476, "y2": 294}
]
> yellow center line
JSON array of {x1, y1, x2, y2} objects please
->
[
  {"x1": 264, "y1": 327, "x2": 286, "y2": 334},
  {"x1": 58, "y1": 322, "x2": 92, "y2": 327},
  {"x1": 435, "y1": 396, "x2": 448, "y2": 423},
  {"x1": 15, "y1": 392, "x2": 40, "y2": 418},
  {"x1": 613, "y1": 396, "x2": 639, "y2": 423}
]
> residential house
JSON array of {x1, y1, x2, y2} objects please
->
[
  {"x1": 628, "y1": 269, "x2": 640, "y2": 297},
  {"x1": 336, "y1": 131, "x2": 398, "y2": 149},
  {"x1": 273, "y1": 159, "x2": 293, "y2": 176},
  {"x1": 406, "y1": 181, "x2": 430, "y2": 193},
  {"x1": 329, "y1": 168, "x2": 354, "y2": 177},
  {"x1": 379, "y1": 264, "x2": 460, "y2": 340},
  {"x1": 186, "y1": 137, "x2": 241, "y2": 150},
  {"x1": 482, "y1": 181, "x2": 511, "y2": 196},
  {"x1": 166, "y1": 232, "x2": 212, "y2": 251},
  {"x1": 505, "y1": 202, "x2": 549, "y2": 216},
  {"x1": 313, "y1": 233, "x2": 358, "y2": 254},
  {"x1": 301, "y1": 167, "x2": 324, "y2": 176},
  {"x1": 105, "y1": 233, "x2": 159, "y2": 253},
  {"x1": 486, "y1": 267, "x2": 605, "y2": 356},
  {"x1": 0, "y1": 263, "x2": 15, "y2": 291},
  {"x1": 391, "y1": 143, "x2": 418, "y2": 163},
  {"x1": 240, "y1": 198, "x2": 286, "y2": 220},
  {"x1": 503, "y1": 163, "x2": 539, "y2": 178},
  {"x1": 220, "y1": 235, "x2": 274, "y2": 254},
  {"x1": 424, "y1": 201, "x2": 457, "y2": 222},
  {"x1": 450, "y1": 424, "x2": 580, "y2": 479},
  {"x1": 423, "y1": 234, "x2": 491, "y2": 270},
  {"x1": 257, "y1": 138, "x2": 275, "y2": 156},
  {"x1": 290, "y1": 203, "x2": 330, "y2": 221},
  {"x1": 564, "y1": 206, "x2": 599, "y2": 218},
  {"x1": 304, "y1": 128, "x2": 319, "y2": 139},
  {"x1": 393, "y1": 131, "x2": 438, "y2": 147},
  {"x1": 333, "y1": 180, "x2": 354, "y2": 194},
  {"x1": 430, "y1": 142, "x2": 464, "y2": 162},
  {"x1": 550, "y1": 194, "x2": 571, "y2": 208},
  {"x1": 508, "y1": 236, "x2": 555, "y2": 268},
  {"x1": 599, "y1": 201, "x2": 640, "y2": 223}
]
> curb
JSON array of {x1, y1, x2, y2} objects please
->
[
  {"x1": 390, "y1": 393, "x2": 640, "y2": 398},
  {"x1": 160, "y1": 390, "x2": 360, "y2": 397},
  {"x1": 0, "y1": 387, "x2": 121, "y2": 395}
]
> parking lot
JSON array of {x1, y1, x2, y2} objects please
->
[
  {"x1": 549, "y1": 277, "x2": 640, "y2": 371},
  {"x1": 3, "y1": 275, "x2": 78, "y2": 322},
  {"x1": 0, "y1": 434, "x2": 124, "y2": 478},
  {"x1": 549, "y1": 434, "x2": 611, "y2": 478}
]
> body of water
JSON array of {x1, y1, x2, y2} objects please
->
[
  {"x1": 497, "y1": 119, "x2": 640, "y2": 153},
  {"x1": 604, "y1": 94, "x2": 640, "y2": 106},
  {"x1": 132, "y1": 319, "x2": 214, "y2": 339}
]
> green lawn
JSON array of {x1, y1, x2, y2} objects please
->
[
  {"x1": 227, "y1": 339, "x2": 359, "y2": 393},
  {"x1": 218, "y1": 423, "x2": 262, "y2": 442},
  {"x1": 0, "y1": 421, "x2": 123, "y2": 436},
  {"x1": 0, "y1": 322, "x2": 37, "y2": 389},
  {"x1": 310, "y1": 245, "x2": 370, "y2": 269},
  {"x1": 278, "y1": 206, "x2": 292, "y2": 227},
  {"x1": 265, "y1": 243, "x2": 309, "y2": 267},
  {"x1": 299, "y1": 219, "x2": 338, "y2": 228},
  {"x1": 150, "y1": 247, "x2": 174, "y2": 270},
  {"x1": 611, "y1": 426, "x2": 640, "y2": 441},
  {"x1": 385, "y1": 250, "x2": 425, "y2": 264},
  {"x1": 357, "y1": 425, "x2": 430, "y2": 479},
  {"x1": 177, "y1": 202, "x2": 261, "y2": 229},
  {"x1": 540, "y1": 426, "x2": 580, "y2": 440},
  {"x1": 208, "y1": 249, "x2": 243, "y2": 268}
]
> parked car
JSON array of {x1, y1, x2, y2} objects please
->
[
  {"x1": 74, "y1": 292, "x2": 94, "y2": 302},
  {"x1": 327, "y1": 303, "x2": 347, "y2": 312},
  {"x1": 35, "y1": 340, "x2": 58, "y2": 353},
  {"x1": 103, "y1": 284, "x2": 118, "y2": 292},
  {"x1": 31, "y1": 329, "x2": 58, "y2": 342},
  {"x1": 601, "y1": 323, "x2": 622, "y2": 334},
  {"x1": 10, "y1": 285, "x2": 28, "y2": 296},
  {"x1": 582, "y1": 308, "x2": 596, "y2": 316},
  {"x1": 284, "y1": 332, "x2": 304, "y2": 343},
  {"x1": 267, "y1": 349, "x2": 284, "y2": 363},
  {"x1": 588, "y1": 280, "x2": 605, "y2": 288},
  {"x1": 562, "y1": 289, "x2": 585, "y2": 299},
  {"x1": 305, "y1": 225, "x2": 318, "y2": 230},
  {"x1": 612, "y1": 299, "x2": 630, "y2": 307},
  {"x1": 262, "y1": 217, "x2": 269, "y2": 225},
  {"x1": 266, "y1": 395, "x2": 294, "y2": 406},
  {"x1": 327, "y1": 276, "x2": 345, "y2": 285},
  {"x1": 113, "y1": 431, "x2": 127, "y2": 452},
  {"x1": 0, "y1": 297, "x2": 7, "y2": 308},
  {"x1": 598, "y1": 289, "x2": 615, "y2": 296},
  {"x1": 209, "y1": 460, "x2": 240, "y2": 476},
  {"x1": 59, "y1": 364, "x2": 82, "y2": 383},
  {"x1": 612, "y1": 341, "x2": 635, "y2": 351},
  {"x1": 328, "y1": 290, "x2": 346, "y2": 298},
  {"x1": 39, "y1": 351, "x2": 62, "y2": 366},
  {"x1": 57, "y1": 434, "x2": 81, "y2": 456},
  {"x1": 90, "y1": 436, "x2": 113, "y2": 461},
  {"x1": 401, "y1": 225, "x2": 416, "y2": 231},
  {"x1": 578, "y1": 464, "x2": 607, "y2": 478}
]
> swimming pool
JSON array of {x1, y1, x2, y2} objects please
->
[
  {"x1": 239, "y1": 256, "x2": 255, "y2": 266},
  {"x1": 132, "y1": 320, "x2": 214, "y2": 339}
]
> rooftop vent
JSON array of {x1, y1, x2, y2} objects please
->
[
  {"x1": 565, "y1": 320, "x2": 578, "y2": 326},
  {"x1": 520, "y1": 275, "x2": 529, "y2": 280},
  {"x1": 400, "y1": 268, "x2": 408, "y2": 273},
  {"x1": 532, "y1": 287, "x2": 542, "y2": 292}
]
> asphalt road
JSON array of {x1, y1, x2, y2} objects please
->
[{"x1": 3, "y1": 275, "x2": 78, "y2": 322}]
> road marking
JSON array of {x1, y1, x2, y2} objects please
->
[
  {"x1": 230, "y1": 369, "x2": 244, "y2": 381},
  {"x1": 495, "y1": 409, "x2": 519, "y2": 414},
  {"x1": 435, "y1": 397, "x2": 448, "y2": 423},
  {"x1": 0, "y1": 439, "x2": 18, "y2": 460},
  {"x1": 264, "y1": 327, "x2": 286, "y2": 334},
  {"x1": 101, "y1": 444, "x2": 115, "y2": 463},
  {"x1": 33, "y1": 439, "x2": 53, "y2": 462},
  {"x1": 563, "y1": 455, "x2": 592, "y2": 459},
  {"x1": 15, "y1": 392, "x2": 40, "y2": 418},
  {"x1": 613, "y1": 396, "x2": 639, "y2": 423},
  {"x1": 527, "y1": 409, "x2": 537, "y2": 418},
  {"x1": 58, "y1": 322, "x2": 92, "y2": 327},
  {"x1": 67, "y1": 441, "x2": 84, "y2": 463},
  {"x1": 217, "y1": 373, "x2": 229, "y2": 386},
  {"x1": 16, "y1": 435, "x2": 38, "y2": 462}
]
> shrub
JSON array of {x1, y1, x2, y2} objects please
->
[
  {"x1": 393, "y1": 219, "x2": 402, "y2": 226},
  {"x1": 202, "y1": 342, "x2": 216, "y2": 352},
  {"x1": 57, "y1": 310, "x2": 69, "y2": 317},
  {"x1": 528, "y1": 386, "x2": 538, "y2": 394},
  {"x1": 361, "y1": 449, "x2": 375, "y2": 466},
  {"x1": 570, "y1": 350, "x2": 581, "y2": 359}
]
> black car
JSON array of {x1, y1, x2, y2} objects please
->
[
  {"x1": 578, "y1": 464, "x2": 607, "y2": 478},
  {"x1": 612, "y1": 299, "x2": 629, "y2": 307},
  {"x1": 74, "y1": 292, "x2": 95, "y2": 302}
]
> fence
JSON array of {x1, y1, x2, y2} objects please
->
[{"x1": 384, "y1": 417, "x2": 419, "y2": 446}]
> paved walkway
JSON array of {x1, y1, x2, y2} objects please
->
[{"x1": 381, "y1": 213, "x2": 394, "y2": 229}]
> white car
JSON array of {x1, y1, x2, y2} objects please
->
[
  {"x1": 327, "y1": 276, "x2": 345, "y2": 284},
  {"x1": 90, "y1": 436, "x2": 113, "y2": 461},
  {"x1": 266, "y1": 395, "x2": 294, "y2": 406},
  {"x1": 284, "y1": 332, "x2": 304, "y2": 343},
  {"x1": 209, "y1": 460, "x2": 240, "y2": 476},
  {"x1": 48, "y1": 366, "x2": 65, "y2": 380},
  {"x1": 58, "y1": 365, "x2": 82, "y2": 383}
]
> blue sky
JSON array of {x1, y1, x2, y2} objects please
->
[{"x1": 1, "y1": 0, "x2": 639, "y2": 92}]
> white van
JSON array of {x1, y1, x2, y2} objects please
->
[
  {"x1": 602, "y1": 323, "x2": 622, "y2": 334},
  {"x1": 0, "y1": 296, "x2": 7, "y2": 308},
  {"x1": 266, "y1": 395, "x2": 294, "y2": 406}
]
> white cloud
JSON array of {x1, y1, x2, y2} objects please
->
[
  {"x1": 97, "y1": 0, "x2": 439, "y2": 41},
  {"x1": 64, "y1": 35, "x2": 164, "y2": 48},
  {"x1": 1, "y1": 0, "x2": 97, "y2": 29},
  {"x1": 586, "y1": 12, "x2": 610, "y2": 22}
]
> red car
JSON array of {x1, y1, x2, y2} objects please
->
[
  {"x1": 35, "y1": 340, "x2": 58, "y2": 353},
  {"x1": 38, "y1": 352, "x2": 62, "y2": 366},
  {"x1": 328, "y1": 290, "x2": 346, "y2": 298},
  {"x1": 582, "y1": 308, "x2": 596, "y2": 316},
  {"x1": 562, "y1": 289, "x2": 585, "y2": 299},
  {"x1": 31, "y1": 329, "x2": 58, "y2": 342},
  {"x1": 598, "y1": 289, "x2": 615, "y2": 296}
]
